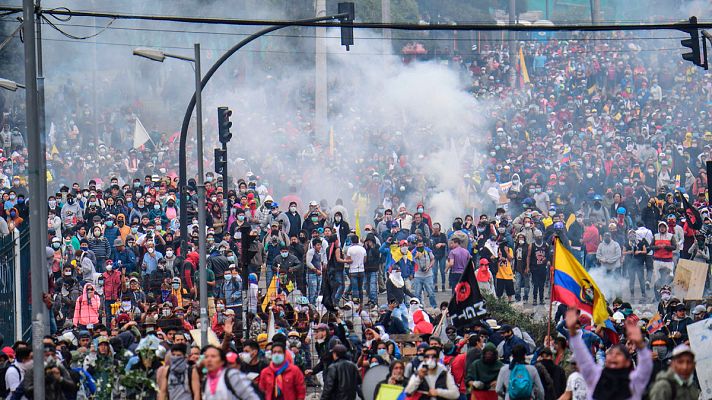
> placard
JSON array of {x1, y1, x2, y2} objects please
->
[
  {"x1": 687, "y1": 319, "x2": 712, "y2": 399},
  {"x1": 672, "y1": 259, "x2": 708, "y2": 300}
]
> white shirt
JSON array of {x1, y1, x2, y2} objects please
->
[
  {"x1": 5, "y1": 362, "x2": 24, "y2": 400},
  {"x1": 346, "y1": 244, "x2": 367, "y2": 273},
  {"x1": 565, "y1": 371, "x2": 588, "y2": 400}
]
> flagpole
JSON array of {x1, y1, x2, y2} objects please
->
[{"x1": 546, "y1": 236, "x2": 557, "y2": 341}]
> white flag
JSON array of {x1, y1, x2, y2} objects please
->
[
  {"x1": 133, "y1": 117, "x2": 151, "y2": 148},
  {"x1": 267, "y1": 310, "x2": 276, "y2": 342}
]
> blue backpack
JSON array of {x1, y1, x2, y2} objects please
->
[{"x1": 508, "y1": 364, "x2": 533, "y2": 399}]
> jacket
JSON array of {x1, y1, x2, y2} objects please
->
[
  {"x1": 320, "y1": 358, "x2": 361, "y2": 400},
  {"x1": 495, "y1": 363, "x2": 546, "y2": 400},
  {"x1": 101, "y1": 270, "x2": 122, "y2": 301},
  {"x1": 404, "y1": 364, "x2": 460, "y2": 399},
  {"x1": 73, "y1": 283, "x2": 100, "y2": 327},
  {"x1": 257, "y1": 362, "x2": 306, "y2": 400},
  {"x1": 648, "y1": 368, "x2": 700, "y2": 400}
]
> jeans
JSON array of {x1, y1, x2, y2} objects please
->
[
  {"x1": 571, "y1": 248, "x2": 584, "y2": 265},
  {"x1": 266, "y1": 264, "x2": 276, "y2": 287},
  {"x1": 584, "y1": 253, "x2": 598, "y2": 270},
  {"x1": 365, "y1": 271, "x2": 378, "y2": 304},
  {"x1": 350, "y1": 272, "x2": 364, "y2": 302},
  {"x1": 515, "y1": 271, "x2": 530, "y2": 301},
  {"x1": 628, "y1": 259, "x2": 646, "y2": 297},
  {"x1": 306, "y1": 273, "x2": 321, "y2": 304},
  {"x1": 329, "y1": 269, "x2": 345, "y2": 305},
  {"x1": 531, "y1": 269, "x2": 547, "y2": 302},
  {"x1": 432, "y1": 257, "x2": 447, "y2": 288},
  {"x1": 449, "y1": 272, "x2": 463, "y2": 294},
  {"x1": 413, "y1": 275, "x2": 437, "y2": 307}
]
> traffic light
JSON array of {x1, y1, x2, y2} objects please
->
[
  {"x1": 214, "y1": 148, "x2": 227, "y2": 175},
  {"x1": 681, "y1": 16, "x2": 704, "y2": 67},
  {"x1": 338, "y1": 2, "x2": 355, "y2": 51},
  {"x1": 217, "y1": 106, "x2": 233, "y2": 144}
]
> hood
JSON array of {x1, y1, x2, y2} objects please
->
[
  {"x1": 264, "y1": 195, "x2": 274, "y2": 203},
  {"x1": 82, "y1": 282, "x2": 95, "y2": 298},
  {"x1": 117, "y1": 213, "x2": 126, "y2": 221},
  {"x1": 413, "y1": 308, "x2": 425, "y2": 324},
  {"x1": 186, "y1": 251, "x2": 199, "y2": 266}
]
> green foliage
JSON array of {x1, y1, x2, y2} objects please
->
[{"x1": 483, "y1": 294, "x2": 550, "y2": 342}]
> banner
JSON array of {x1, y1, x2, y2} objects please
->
[
  {"x1": 133, "y1": 117, "x2": 151, "y2": 149},
  {"x1": 447, "y1": 259, "x2": 487, "y2": 328},
  {"x1": 687, "y1": 319, "x2": 712, "y2": 396}
]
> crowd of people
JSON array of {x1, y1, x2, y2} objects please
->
[{"x1": 0, "y1": 28, "x2": 711, "y2": 400}]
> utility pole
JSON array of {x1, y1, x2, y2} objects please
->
[
  {"x1": 381, "y1": 0, "x2": 391, "y2": 58},
  {"x1": 22, "y1": 0, "x2": 46, "y2": 397},
  {"x1": 194, "y1": 43, "x2": 208, "y2": 348},
  {"x1": 509, "y1": 0, "x2": 517, "y2": 87},
  {"x1": 315, "y1": 0, "x2": 327, "y2": 142},
  {"x1": 35, "y1": 0, "x2": 48, "y2": 310}
]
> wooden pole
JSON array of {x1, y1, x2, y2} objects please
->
[{"x1": 546, "y1": 236, "x2": 558, "y2": 341}]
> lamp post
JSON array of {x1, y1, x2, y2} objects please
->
[{"x1": 133, "y1": 44, "x2": 209, "y2": 347}]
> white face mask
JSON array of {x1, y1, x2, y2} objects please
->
[
  {"x1": 166, "y1": 250, "x2": 174, "y2": 258},
  {"x1": 162, "y1": 309, "x2": 171, "y2": 317},
  {"x1": 148, "y1": 248, "x2": 154, "y2": 253},
  {"x1": 106, "y1": 265, "x2": 113, "y2": 271},
  {"x1": 400, "y1": 246, "x2": 408, "y2": 254},
  {"x1": 289, "y1": 206, "x2": 297, "y2": 212}
]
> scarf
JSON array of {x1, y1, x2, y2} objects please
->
[
  {"x1": 593, "y1": 367, "x2": 632, "y2": 400},
  {"x1": 390, "y1": 245, "x2": 413, "y2": 263},
  {"x1": 206, "y1": 367, "x2": 224, "y2": 395},
  {"x1": 168, "y1": 356, "x2": 188, "y2": 386},
  {"x1": 270, "y1": 361, "x2": 290, "y2": 399}
]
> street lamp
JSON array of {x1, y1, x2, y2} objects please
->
[
  {"x1": 133, "y1": 45, "x2": 210, "y2": 348},
  {"x1": 0, "y1": 78, "x2": 25, "y2": 91}
]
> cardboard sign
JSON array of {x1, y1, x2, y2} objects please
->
[
  {"x1": 672, "y1": 259, "x2": 708, "y2": 300},
  {"x1": 189, "y1": 328, "x2": 220, "y2": 348},
  {"x1": 687, "y1": 319, "x2": 712, "y2": 399}
]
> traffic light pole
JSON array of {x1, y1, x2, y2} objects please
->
[
  {"x1": 194, "y1": 42, "x2": 209, "y2": 348},
  {"x1": 222, "y1": 141, "x2": 228, "y2": 225},
  {"x1": 177, "y1": 10, "x2": 351, "y2": 256}
]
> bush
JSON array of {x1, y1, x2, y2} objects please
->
[{"x1": 483, "y1": 294, "x2": 550, "y2": 343}]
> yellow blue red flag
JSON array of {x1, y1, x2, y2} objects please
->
[{"x1": 552, "y1": 238, "x2": 609, "y2": 325}]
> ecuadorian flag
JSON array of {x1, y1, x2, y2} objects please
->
[{"x1": 552, "y1": 238, "x2": 609, "y2": 326}]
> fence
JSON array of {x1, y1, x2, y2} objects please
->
[{"x1": 0, "y1": 228, "x2": 30, "y2": 343}]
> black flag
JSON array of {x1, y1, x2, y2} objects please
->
[
  {"x1": 321, "y1": 271, "x2": 336, "y2": 312},
  {"x1": 679, "y1": 191, "x2": 703, "y2": 230},
  {"x1": 447, "y1": 259, "x2": 487, "y2": 329}
]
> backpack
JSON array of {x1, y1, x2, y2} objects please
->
[
  {"x1": 0, "y1": 364, "x2": 20, "y2": 398},
  {"x1": 508, "y1": 364, "x2": 533, "y2": 400}
]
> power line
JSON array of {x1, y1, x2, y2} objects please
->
[{"x1": 0, "y1": 5, "x2": 711, "y2": 32}]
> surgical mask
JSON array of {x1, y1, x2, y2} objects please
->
[
  {"x1": 424, "y1": 359, "x2": 436, "y2": 369},
  {"x1": 264, "y1": 350, "x2": 272, "y2": 359},
  {"x1": 172, "y1": 283, "x2": 180, "y2": 290},
  {"x1": 131, "y1": 227, "x2": 138, "y2": 233},
  {"x1": 48, "y1": 200, "x2": 56, "y2": 207},
  {"x1": 105, "y1": 221, "x2": 113, "y2": 227},
  {"x1": 370, "y1": 362, "x2": 379, "y2": 368},
  {"x1": 148, "y1": 248, "x2": 155, "y2": 253},
  {"x1": 311, "y1": 216, "x2": 318, "y2": 223},
  {"x1": 271, "y1": 353, "x2": 284, "y2": 364},
  {"x1": 94, "y1": 230, "x2": 101, "y2": 237},
  {"x1": 64, "y1": 271, "x2": 72, "y2": 276},
  {"x1": 524, "y1": 222, "x2": 531, "y2": 228},
  {"x1": 227, "y1": 255, "x2": 235, "y2": 262},
  {"x1": 154, "y1": 204, "x2": 160, "y2": 210},
  {"x1": 51, "y1": 242, "x2": 61, "y2": 250},
  {"x1": 335, "y1": 216, "x2": 341, "y2": 223},
  {"x1": 237, "y1": 215, "x2": 246, "y2": 221},
  {"x1": 417, "y1": 207, "x2": 424, "y2": 213},
  {"x1": 289, "y1": 206, "x2": 297, "y2": 212},
  {"x1": 280, "y1": 252, "x2": 288, "y2": 258},
  {"x1": 162, "y1": 309, "x2": 171, "y2": 317},
  {"x1": 166, "y1": 250, "x2": 174, "y2": 257},
  {"x1": 377, "y1": 348, "x2": 387, "y2": 356},
  {"x1": 518, "y1": 240, "x2": 525, "y2": 244},
  {"x1": 400, "y1": 246, "x2": 408, "y2": 254},
  {"x1": 224, "y1": 274, "x2": 233, "y2": 280},
  {"x1": 9, "y1": 194, "x2": 15, "y2": 200},
  {"x1": 661, "y1": 293, "x2": 671, "y2": 301},
  {"x1": 239, "y1": 352, "x2": 252, "y2": 364},
  {"x1": 106, "y1": 265, "x2": 113, "y2": 271}
]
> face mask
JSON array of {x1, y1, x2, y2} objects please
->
[
  {"x1": 148, "y1": 248, "x2": 155, "y2": 253},
  {"x1": 162, "y1": 309, "x2": 171, "y2": 317},
  {"x1": 106, "y1": 264, "x2": 113, "y2": 271},
  {"x1": 9, "y1": 211, "x2": 16, "y2": 218},
  {"x1": 400, "y1": 246, "x2": 408, "y2": 254},
  {"x1": 424, "y1": 359, "x2": 437, "y2": 369},
  {"x1": 9, "y1": 195, "x2": 15, "y2": 200},
  {"x1": 289, "y1": 206, "x2": 297, "y2": 212},
  {"x1": 377, "y1": 348, "x2": 387, "y2": 356},
  {"x1": 80, "y1": 246, "x2": 89, "y2": 252},
  {"x1": 370, "y1": 362, "x2": 379, "y2": 368},
  {"x1": 661, "y1": 293, "x2": 671, "y2": 301},
  {"x1": 280, "y1": 252, "x2": 288, "y2": 258},
  {"x1": 51, "y1": 242, "x2": 61, "y2": 250},
  {"x1": 524, "y1": 222, "x2": 531, "y2": 228},
  {"x1": 131, "y1": 227, "x2": 138, "y2": 233},
  {"x1": 224, "y1": 274, "x2": 233, "y2": 280},
  {"x1": 271, "y1": 352, "x2": 285, "y2": 365},
  {"x1": 166, "y1": 250, "x2": 174, "y2": 257},
  {"x1": 264, "y1": 350, "x2": 272, "y2": 359},
  {"x1": 335, "y1": 217, "x2": 341, "y2": 223},
  {"x1": 237, "y1": 215, "x2": 245, "y2": 221},
  {"x1": 154, "y1": 204, "x2": 160, "y2": 210},
  {"x1": 105, "y1": 221, "x2": 114, "y2": 227},
  {"x1": 239, "y1": 352, "x2": 252, "y2": 364},
  {"x1": 49, "y1": 200, "x2": 56, "y2": 207},
  {"x1": 64, "y1": 271, "x2": 72, "y2": 276},
  {"x1": 172, "y1": 283, "x2": 180, "y2": 289},
  {"x1": 311, "y1": 217, "x2": 318, "y2": 223},
  {"x1": 518, "y1": 240, "x2": 525, "y2": 245},
  {"x1": 67, "y1": 198, "x2": 75, "y2": 205},
  {"x1": 604, "y1": 238, "x2": 611, "y2": 243}
]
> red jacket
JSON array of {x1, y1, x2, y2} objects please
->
[
  {"x1": 102, "y1": 270, "x2": 122, "y2": 301},
  {"x1": 582, "y1": 225, "x2": 600, "y2": 253},
  {"x1": 450, "y1": 353, "x2": 467, "y2": 394},
  {"x1": 257, "y1": 362, "x2": 306, "y2": 400}
]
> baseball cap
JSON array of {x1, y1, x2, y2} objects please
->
[
  {"x1": 692, "y1": 304, "x2": 706, "y2": 315},
  {"x1": 671, "y1": 344, "x2": 695, "y2": 359}
]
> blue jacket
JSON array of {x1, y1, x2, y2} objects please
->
[
  {"x1": 113, "y1": 248, "x2": 137, "y2": 273},
  {"x1": 501, "y1": 334, "x2": 527, "y2": 363},
  {"x1": 379, "y1": 242, "x2": 415, "y2": 279},
  {"x1": 218, "y1": 279, "x2": 242, "y2": 307}
]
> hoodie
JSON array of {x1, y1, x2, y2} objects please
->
[
  {"x1": 183, "y1": 252, "x2": 199, "y2": 291},
  {"x1": 73, "y1": 283, "x2": 100, "y2": 327}
]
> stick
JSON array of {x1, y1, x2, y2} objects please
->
[{"x1": 546, "y1": 236, "x2": 557, "y2": 341}]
